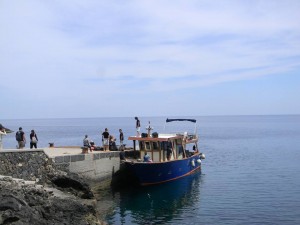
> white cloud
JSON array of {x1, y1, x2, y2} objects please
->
[{"x1": 1, "y1": 0, "x2": 300, "y2": 118}]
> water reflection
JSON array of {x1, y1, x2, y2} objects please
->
[{"x1": 107, "y1": 171, "x2": 203, "y2": 225}]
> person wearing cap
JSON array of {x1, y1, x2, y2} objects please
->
[{"x1": 16, "y1": 127, "x2": 26, "y2": 149}]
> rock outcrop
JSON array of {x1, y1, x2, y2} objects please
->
[
  {"x1": 0, "y1": 176, "x2": 100, "y2": 225},
  {"x1": 0, "y1": 151, "x2": 101, "y2": 224}
]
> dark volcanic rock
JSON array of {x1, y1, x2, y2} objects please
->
[
  {"x1": 49, "y1": 173, "x2": 94, "y2": 199},
  {"x1": 0, "y1": 151, "x2": 102, "y2": 224},
  {"x1": 0, "y1": 178, "x2": 99, "y2": 225}
]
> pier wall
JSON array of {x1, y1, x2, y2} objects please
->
[
  {"x1": 53, "y1": 151, "x2": 121, "y2": 182},
  {"x1": 0, "y1": 149, "x2": 53, "y2": 183},
  {"x1": 0, "y1": 149, "x2": 121, "y2": 183}
]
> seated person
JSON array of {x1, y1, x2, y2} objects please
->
[
  {"x1": 109, "y1": 136, "x2": 118, "y2": 151},
  {"x1": 90, "y1": 141, "x2": 95, "y2": 151},
  {"x1": 83, "y1": 135, "x2": 91, "y2": 148},
  {"x1": 143, "y1": 152, "x2": 152, "y2": 162},
  {"x1": 111, "y1": 140, "x2": 117, "y2": 151}
]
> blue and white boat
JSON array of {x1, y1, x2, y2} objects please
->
[{"x1": 125, "y1": 118, "x2": 205, "y2": 186}]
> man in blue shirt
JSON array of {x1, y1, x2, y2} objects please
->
[{"x1": 143, "y1": 152, "x2": 152, "y2": 162}]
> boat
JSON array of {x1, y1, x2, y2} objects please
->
[{"x1": 124, "y1": 118, "x2": 205, "y2": 186}]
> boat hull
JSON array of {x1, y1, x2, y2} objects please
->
[{"x1": 125, "y1": 153, "x2": 202, "y2": 186}]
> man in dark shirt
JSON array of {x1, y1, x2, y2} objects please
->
[
  {"x1": 16, "y1": 127, "x2": 26, "y2": 149},
  {"x1": 102, "y1": 128, "x2": 109, "y2": 151},
  {"x1": 119, "y1": 129, "x2": 124, "y2": 146}
]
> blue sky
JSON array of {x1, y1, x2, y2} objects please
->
[{"x1": 1, "y1": 0, "x2": 300, "y2": 119}]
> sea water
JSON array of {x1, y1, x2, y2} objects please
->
[{"x1": 1, "y1": 115, "x2": 300, "y2": 224}]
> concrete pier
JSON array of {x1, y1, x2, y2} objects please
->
[
  {"x1": 0, "y1": 147, "x2": 121, "y2": 184},
  {"x1": 45, "y1": 147, "x2": 121, "y2": 182}
]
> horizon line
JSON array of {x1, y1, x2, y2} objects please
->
[{"x1": 1, "y1": 114, "x2": 300, "y2": 121}]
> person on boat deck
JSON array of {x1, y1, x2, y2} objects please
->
[
  {"x1": 193, "y1": 145, "x2": 199, "y2": 153},
  {"x1": 143, "y1": 152, "x2": 152, "y2": 162},
  {"x1": 135, "y1": 117, "x2": 141, "y2": 137}
]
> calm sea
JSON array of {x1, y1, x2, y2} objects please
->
[{"x1": 1, "y1": 115, "x2": 300, "y2": 224}]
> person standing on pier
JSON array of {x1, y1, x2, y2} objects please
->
[
  {"x1": 16, "y1": 127, "x2": 26, "y2": 149},
  {"x1": 102, "y1": 128, "x2": 110, "y2": 151},
  {"x1": 135, "y1": 117, "x2": 141, "y2": 137},
  {"x1": 119, "y1": 129, "x2": 124, "y2": 147},
  {"x1": 30, "y1": 129, "x2": 38, "y2": 149}
]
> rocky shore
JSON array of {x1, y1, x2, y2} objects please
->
[{"x1": 0, "y1": 151, "x2": 104, "y2": 225}]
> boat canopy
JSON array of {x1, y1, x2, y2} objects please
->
[{"x1": 166, "y1": 118, "x2": 196, "y2": 123}]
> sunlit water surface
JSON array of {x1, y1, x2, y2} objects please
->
[{"x1": 2, "y1": 115, "x2": 300, "y2": 224}]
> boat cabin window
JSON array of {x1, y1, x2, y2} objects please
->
[
  {"x1": 161, "y1": 141, "x2": 173, "y2": 161},
  {"x1": 145, "y1": 142, "x2": 151, "y2": 150},
  {"x1": 177, "y1": 145, "x2": 184, "y2": 159},
  {"x1": 139, "y1": 141, "x2": 145, "y2": 150},
  {"x1": 152, "y1": 142, "x2": 159, "y2": 150},
  {"x1": 139, "y1": 141, "x2": 159, "y2": 151}
]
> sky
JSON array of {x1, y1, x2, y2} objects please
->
[{"x1": 1, "y1": 0, "x2": 300, "y2": 119}]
